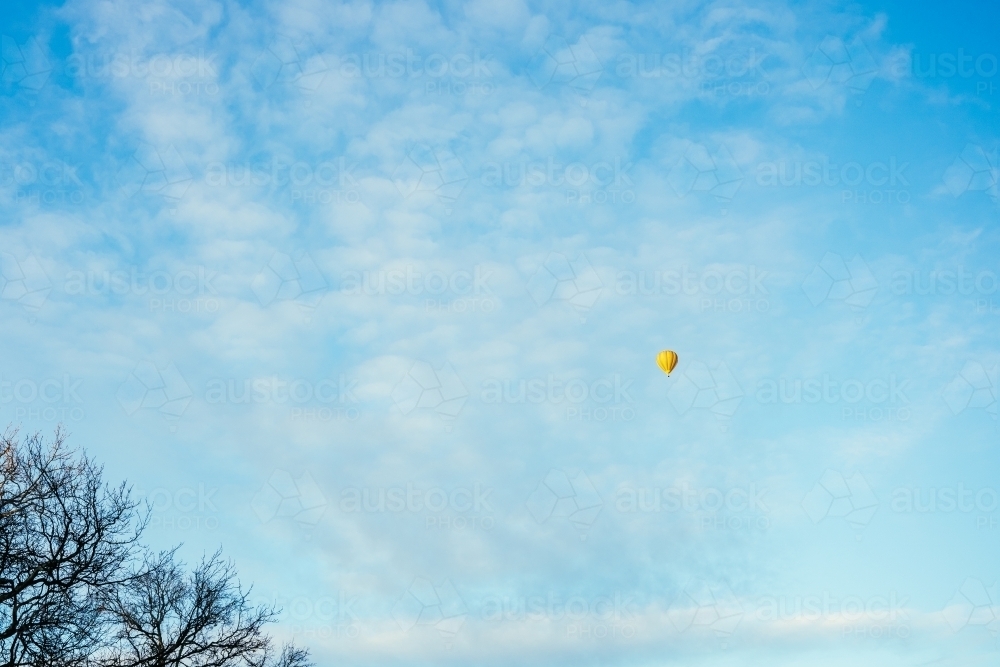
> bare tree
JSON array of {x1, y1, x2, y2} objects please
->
[
  {"x1": 97, "y1": 550, "x2": 310, "y2": 667},
  {"x1": 1, "y1": 429, "x2": 310, "y2": 667},
  {"x1": 0, "y1": 428, "x2": 145, "y2": 667}
]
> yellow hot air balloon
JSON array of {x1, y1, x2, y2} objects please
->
[{"x1": 656, "y1": 350, "x2": 678, "y2": 376}]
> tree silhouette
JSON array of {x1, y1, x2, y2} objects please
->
[
  {"x1": 97, "y1": 550, "x2": 309, "y2": 667},
  {"x1": 0, "y1": 429, "x2": 143, "y2": 667},
  {"x1": 0, "y1": 429, "x2": 312, "y2": 667}
]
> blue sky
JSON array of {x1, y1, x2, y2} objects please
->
[{"x1": 1, "y1": 0, "x2": 999, "y2": 664}]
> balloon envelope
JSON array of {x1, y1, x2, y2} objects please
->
[{"x1": 656, "y1": 350, "x2": 678, "y2": 375}]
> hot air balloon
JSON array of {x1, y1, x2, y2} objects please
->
[{"x1": 656, "y1": 350, "x2": 678, "y2": 376}]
